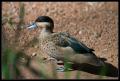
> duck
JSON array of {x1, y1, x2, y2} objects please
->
[{"x1": 28, "y1": 16, "x2": 105, "y2": 68}]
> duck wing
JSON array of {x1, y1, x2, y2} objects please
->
[{"x1": 56, "y1": 32, "x2": 95, "y2": 53}]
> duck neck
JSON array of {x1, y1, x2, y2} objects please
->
[{"x1": 40, "y1": 28, "x2": 53, "y2": 38}]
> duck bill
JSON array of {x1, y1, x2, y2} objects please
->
[{"x1": 27, "y1": 22, "x2": 38, "y2": 29}]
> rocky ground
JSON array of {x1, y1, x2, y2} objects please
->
[{"x1": 2, "y1": 2, "x2": 118, "y2": 79}]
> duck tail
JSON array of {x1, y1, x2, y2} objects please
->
[{"x1": 67, "y1": 53, "x2": 105, "y2": 67}]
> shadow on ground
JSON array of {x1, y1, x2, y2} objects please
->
[{"x1": 71, "y1": 62, "x2": 118, "y2": 77}]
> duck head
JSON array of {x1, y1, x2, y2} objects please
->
[{"x1": 28, "y1": 16, "x2": 54, "y2": 33}]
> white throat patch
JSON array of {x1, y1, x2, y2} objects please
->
[{"x1": 36, "y1": 22, "x2": 50, "y2": 27}]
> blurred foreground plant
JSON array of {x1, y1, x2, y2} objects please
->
[{"x1": 2, "y1": 48, "x2": 20, "y2": 79}]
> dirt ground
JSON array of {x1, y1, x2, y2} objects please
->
[{"x1": 2, "y1": 2, "x2": 118, "y2": 79}]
